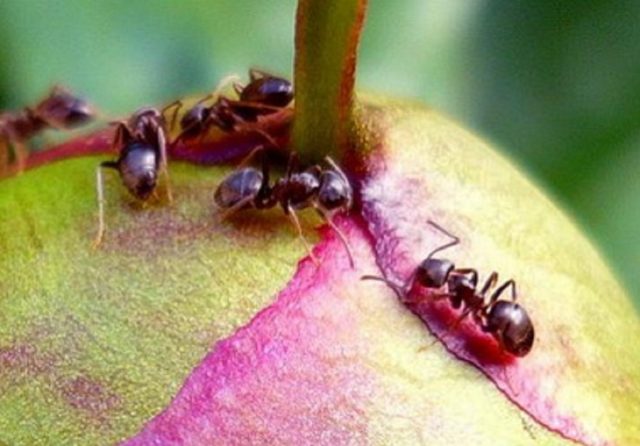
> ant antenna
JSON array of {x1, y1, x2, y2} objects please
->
[
  {"x1": 361, "y1": 275, "x2": 406, "y2": 300},
  {"x1": 161, "y1": 100, "x2": 183, "y2": 132},
  {"x1": 316, "y1": 208, "x2": 355, "y2": 268},
  {"x1": 426, "y1": 220, "x2": 460, "y2": 259},
  {"x1": 287, "y1": 204, "x2": 319, "y2": 265}
]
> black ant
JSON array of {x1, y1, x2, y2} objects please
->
[
  {"x1": 362, "y1": 221, "x2": 534, "y2": 357},
  {"x1": 164, "y1": 69, "x2": 293, "y2": 145},
  {"x1": 214, "y1": 147, "x2": 354, "y2": 267},
  {"x1": 93, "y1": 107, "x2": 172, "y2": 247},
  {"x1": 0, "y1": 85, "x2": 95, "y2": 174}
]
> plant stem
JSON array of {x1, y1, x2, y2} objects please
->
[{"x1": 292, "y1": 0, "x2": 368, "y2": 161}]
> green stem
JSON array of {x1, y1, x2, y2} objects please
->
[{"x1": 292, "y1": 0, "x2": 368, "y2": 161}]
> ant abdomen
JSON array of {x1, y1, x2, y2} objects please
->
[
  {"x1": 484, "y1": 301, "x2": 535, "y2": 357},
  {"x1": 239, "y1": 74, "x2": 293, "y2": 108},
  {"x1": 214, "y1": 167, "x2": 264, "y2": 210}
]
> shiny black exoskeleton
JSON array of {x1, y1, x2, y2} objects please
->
[
  {"x1": 93, "y1": 107, "x2": 172, "y2": 247},
  {"x1": 362, "y1": 221, "x2": 535, "y2": 357},
  {"x1": 166, "y1": 70, "x2": 292, "y2": 145},
  {"x1": 234, "y1": 69, "x2": 293, "y2": 111},
  {"x1": 1, "y1": 85, "x2": 95, "y2": 174},
  {"x1": 214, "y1": 149, "x2": 354, "y2": 266}
]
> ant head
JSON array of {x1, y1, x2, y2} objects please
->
[
  {"x1": 240, "y1": 76, "x2": 293, "y2": 108},
  {"x1": 133, "y1": 169, "x2": 157, "y2": 201},
  {"x1": 317, "y1": 170, "x2": 353, "y2": 213},
  {"x1": 118, "y1": 143, "x2": 158, "y2": 200},
  {"x1": 214, "y1": 167, "x2": 264, "y2": 210},
  {"x1": 485, "y1": 301, "x2": 534, "y2": 357},
  {"x1": 415, "y1": 258, "x2": 454, "y2": 289},
  {"x1": 36, "y1": 86, "x2": 95, "y2": 129}
]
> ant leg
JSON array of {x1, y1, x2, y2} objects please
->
[
  {"x1": 451, "y1": 267, "x2": 479, "y2": 287},
  {"x1": 217, "y1": 195, "x2": 254, "y2": 221},
  {"x1": 315, "y1": 207, "x2": 355, "y2": 268},
  {"x1": 285, "y1": 152, "x2": 300, "y2": 179},
  {"x1": 12, "y1": 140, "x2": 28, "y2": 174},
  {"x1": 426, "y1": 220, "x2": 460, "y2": 259},
  {"x1": 362, "y1": 266, "x2": 420, "y2": 302},
  {"x1": 161, "y1": 100, "x2": 184, "y2": 132},
  {"x1": 111, "y1": 121, "x2": 132, "y2": 150},
  {"x1": 287, "y1": 204, "x2": 319, "y2": 265},
  {"x1": 249, "y1": 68, "x2": 268, "y2": 81},
  {"x1": 233, "y1": 82, "x2": 244, "y2": 97},
  {"x1": 191, "y1": 74, "x2": 244, "y2": 111},
  {"x1": 93, "y1": 161, "x2": 117, "y2": 249},
  {"x1": 217, "y1": 74, "x2": 243, "y2": 91},
  {"x1": 324, "y1": 156, "x2": 349, "y2": 184},
  {"x1": 246, "y1": 127, "x2": 279, "y2": 149},
  {"x1": 422, "y1": 301, "x2": 474, "y2": 349},
  {"x1": 488, "y1": 279, "x2": 517, "y2": 307},
  {"x1": 155, "y1": 127, "x2": 173, "y2": 204},
  {"x1": 479, "y1": 271, "x2": 499, "y2": 297},
  {"x1": 237, "y1": 144, "x2": 266, "y2": 168},
  {"x1": 227, "y1": 100, "x2": 282, "y2": 114}
]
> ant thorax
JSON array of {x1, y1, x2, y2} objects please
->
[
  {"x1": 179, "y1": 104, "x2": 210, "y2": 139},
  {"x1": 275, "y1": 170, "x2": 320, "y2": 210},
  {"x1": 239, "y1": 76, "x2": 293, "y2": 108}
]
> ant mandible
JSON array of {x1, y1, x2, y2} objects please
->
[
  {"x1": 362, "y1": 221, "x2": 534, "y2": 357},
  {"x1": 93, "y1": 107, "x2": 172, "y2": 248},
  {"x1": 164, "y1": 69, "x2": 293, "y2": 146},
  {"x1": 0, "y1": 85, "x2": 95, "y2": 175},
  {"x1": 214, "y1": 147, "x2": 355, "y2": 267}
]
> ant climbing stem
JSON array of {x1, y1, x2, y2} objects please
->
[
  {"x1": 360, "y1": 219, "x2": 535, "y2": 357},
  {"x1": 93, "y1": 107, "x2": 173, "y2": 248}
]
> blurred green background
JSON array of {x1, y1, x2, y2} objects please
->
[{"x1": 0, "y1": 0, "x2": 638, "y2": 306}]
